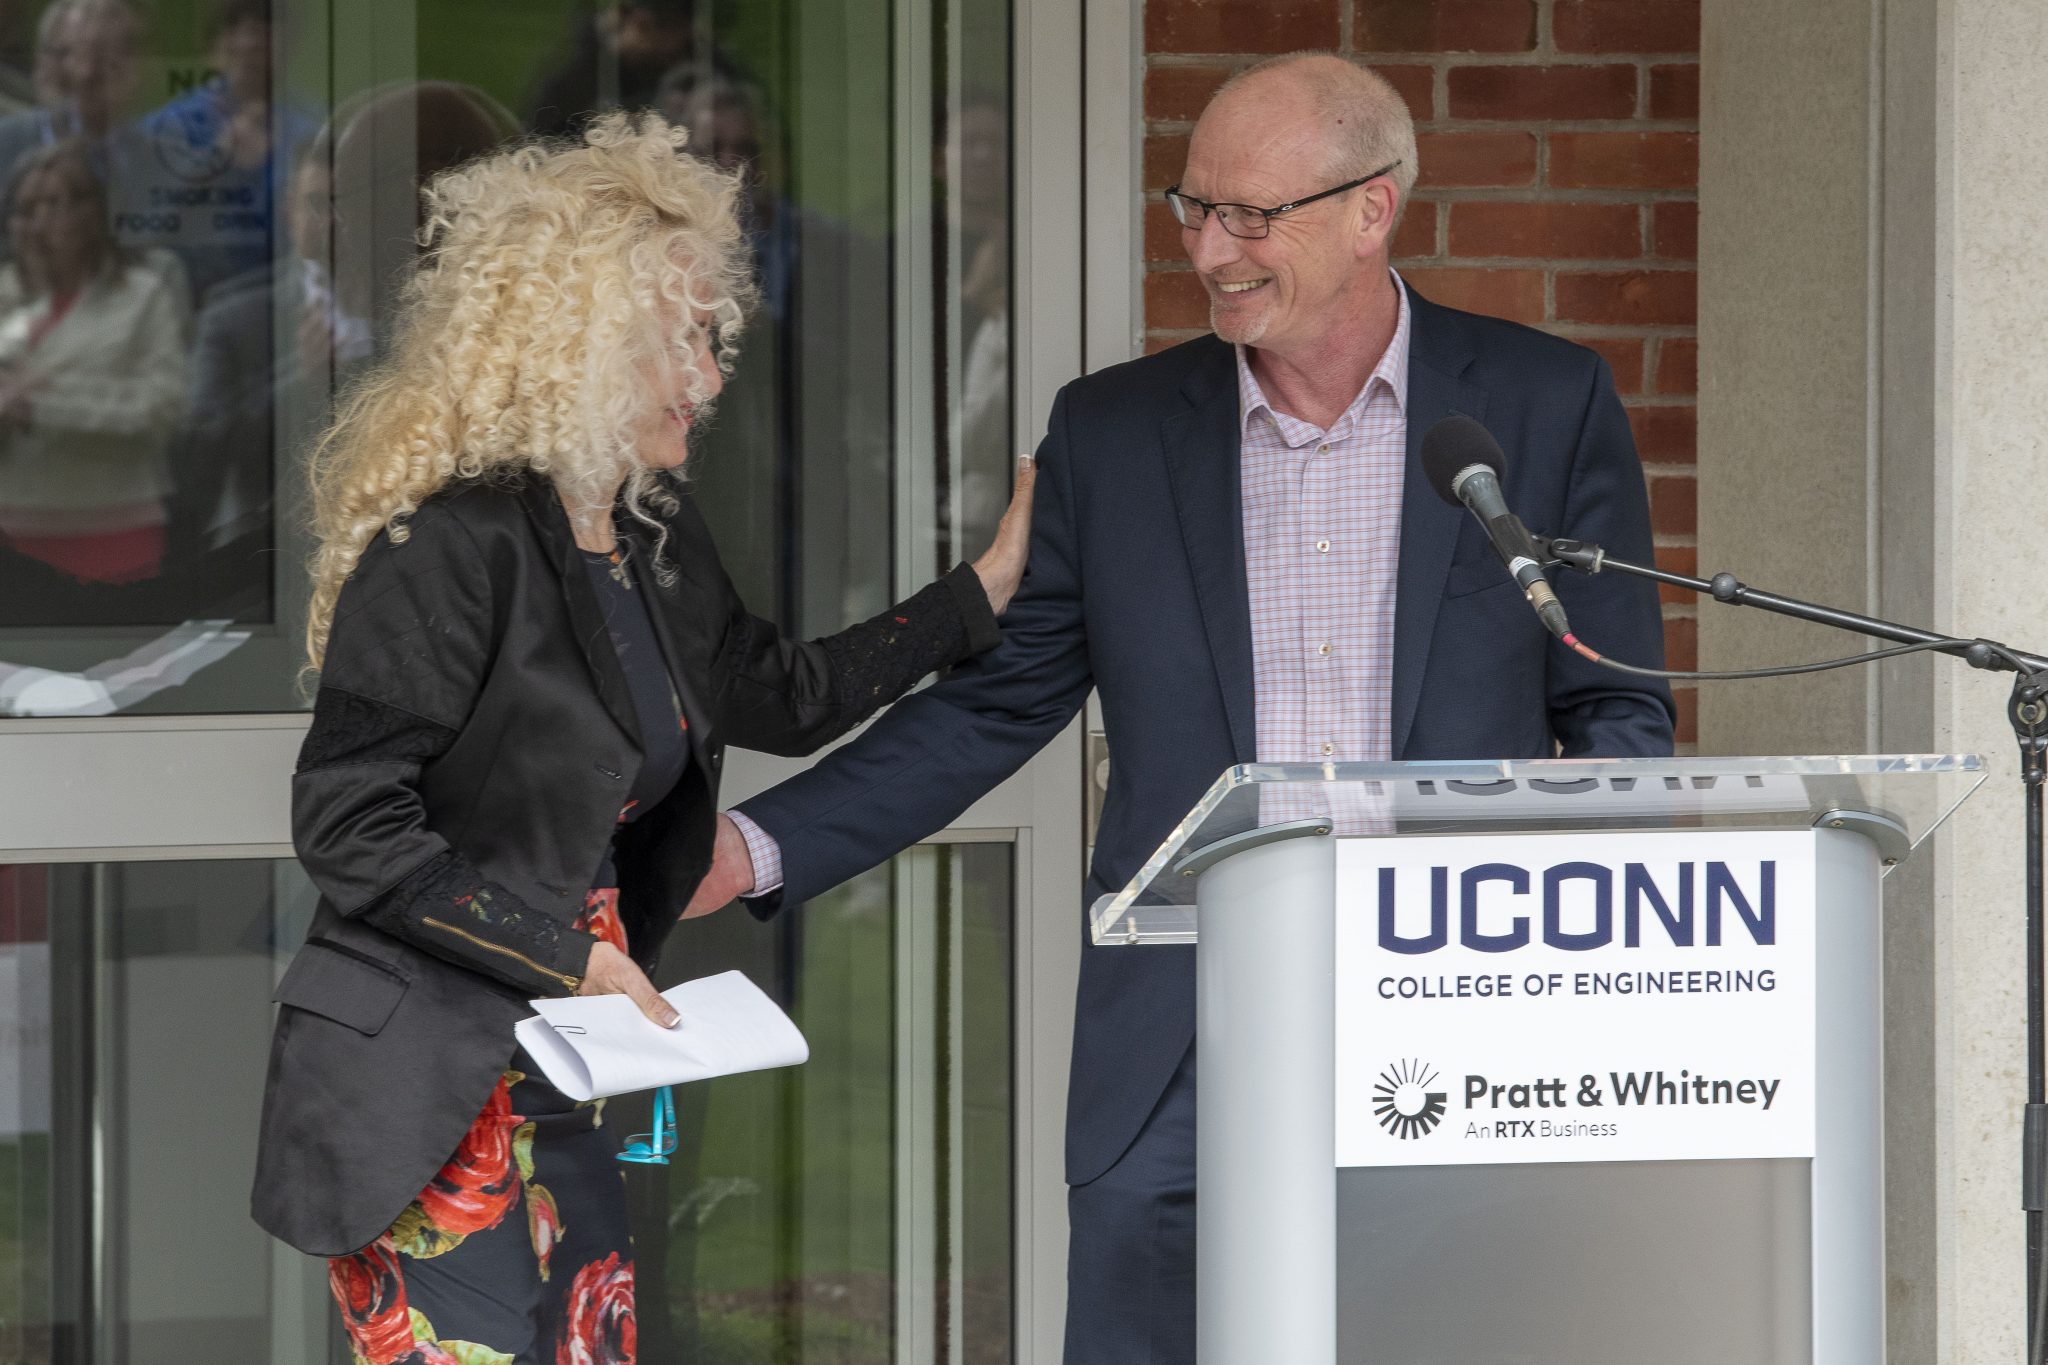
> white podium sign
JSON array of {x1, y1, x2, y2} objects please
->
[{"x1": 1334, "y1": 830, "x2": 1816, "y2": 1167}]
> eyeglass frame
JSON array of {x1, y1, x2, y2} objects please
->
[{"x1": 1162, "y1": 160, "x2": 1403, "y2": 240}]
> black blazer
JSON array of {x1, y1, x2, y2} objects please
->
[{"x1": 251, "y1": 474, "x2": 996, "y2": 1256}]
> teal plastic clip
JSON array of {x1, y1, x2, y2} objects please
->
[{"x1": 617, "y1": 1085, "x2": 676, "y2": 1165}]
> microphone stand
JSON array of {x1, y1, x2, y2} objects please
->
[{"x1": 1537, "y1": 534, "x2": 2048, "y2": 1364}]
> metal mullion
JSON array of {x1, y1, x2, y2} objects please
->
[
  {"x1": 895, "y1": 844, "x2": 943, "y2": 1365},
  {"x1": 895, "y1": 0, "x2": 940, "y2": 603},
  {"x1": 945, "y1": 843, "x2": 971, "y2": 1359}
]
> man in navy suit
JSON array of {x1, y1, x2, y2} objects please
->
[{"x1": 691, "y1": 52, "x2": 1674, "y2": 1363}]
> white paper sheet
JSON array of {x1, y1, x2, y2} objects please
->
[{"x1": 513, "y1": 970, "x2": 809, "y2": 1102}]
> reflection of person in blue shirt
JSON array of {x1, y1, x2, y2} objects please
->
[{"x1": 138, "y1": 0, "x2": 314, "y2": 302}]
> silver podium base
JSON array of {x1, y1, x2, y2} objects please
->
[{"x1": 1191, "y1": 827, "x2": 1882, "y2": 1364}]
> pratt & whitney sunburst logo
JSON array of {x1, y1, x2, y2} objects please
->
[{"x1": 1373, "y1": 1059, "x2": 1448, "y2": 1140}]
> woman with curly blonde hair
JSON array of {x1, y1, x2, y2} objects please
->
[{"x1": 250, "y1": 111, "x2": 1033, "y2": 1362}]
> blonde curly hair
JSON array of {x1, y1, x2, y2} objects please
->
[{"x1": 303, "y1": 109, "x2": 757, "y2": 671}]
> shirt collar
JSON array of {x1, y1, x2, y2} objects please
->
[{"x1": 1236, "y1": 270, "x2": 1412, "y2": 447}]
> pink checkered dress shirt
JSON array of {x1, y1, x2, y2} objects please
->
[
  {"x1": 1241, "y1": 282, "x2": 1411, "y2": 769},
  {"x1": 735, "y1": 282, "x2": 1416, "y2": 891}
]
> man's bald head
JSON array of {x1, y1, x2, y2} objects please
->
[{"x1": 1206, "y1": 53, "x2": 1418, "y2": 214}]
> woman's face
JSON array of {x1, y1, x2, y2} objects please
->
[
  {"x1": 632, "y1": 309, "x2": 724, "y2": 471},
  {"x1": 10, "y1": 159, "x2": 105, "y2": 283}
]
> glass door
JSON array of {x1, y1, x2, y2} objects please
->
[{"x1": 0, "y1": 0, "x2": 1089, "y2": 1361}]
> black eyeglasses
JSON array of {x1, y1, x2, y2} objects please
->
[{"x1": 1163, "y1": 161, "x2": 1402, "y2": 240}]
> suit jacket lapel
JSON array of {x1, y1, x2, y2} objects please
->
[
  {"x1": 1390, "y1": 287, "x2": 1487, "y2": 758},
  {"x1": 516, "y1": 478, "x2": 643, "y2": 749},
  {"x1": 1160, "y1": 337, "x2": 1258, "y2": 764}
]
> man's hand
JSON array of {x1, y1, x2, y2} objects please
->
[
  {"x1": 576, "y1": 940, "x2": 679, "y2": 1027},
  {"x1": 681, "y1": 812, "x2": 755, "y2": 919}
]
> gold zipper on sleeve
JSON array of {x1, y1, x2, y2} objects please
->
[{"x1": 423, "y1": 916, "x2": 581, "y2": 992}]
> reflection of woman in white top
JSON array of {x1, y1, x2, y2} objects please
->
[{"x1": 0, "y1": 137, "x2": 188, "y2": 584}]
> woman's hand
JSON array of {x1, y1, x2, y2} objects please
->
[
  {"x1": 577, "y1": 940, "x2": 680, "y2": 1028},
  {"x1": 972, "y1": 454, "x2": 1036, "y2": 615}
]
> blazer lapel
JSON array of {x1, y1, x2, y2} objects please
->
[
  {"x1": 624, "y1": 526, "x2": 715, "y2": 773},
  {"x1": 516, "y1": 479, "x2": 643, "y2": 748},
  {"x1": 1390, "y1": 287, "x2": 1487, "y2": 758},
  {"x1": 1160, "y1": 337, "x2": 1257, "y2": 764}
]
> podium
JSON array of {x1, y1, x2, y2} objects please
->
[{"x1": 1091, "y1": 755, "x2": 1984, "y2": 1365}]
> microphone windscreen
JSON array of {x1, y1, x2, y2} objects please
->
[{"x1": 1421, "y1": 414, "x2": 1506, "y2": 506}]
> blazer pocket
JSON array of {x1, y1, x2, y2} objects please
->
[
  {"x1": 1444, "y1": 554, "x2": 1518, "y2": 599},
  {"x1": 273, "y1": 939, "x2": 410, "y2": 1036}
]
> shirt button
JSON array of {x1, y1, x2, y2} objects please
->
[
  {"x1": 1317, "y1": 443, "x2": 1330, "y2": 455},
  {"x1": 1315, "y1": 539, "x2": 1331, "y2": 554},
  {"x1": 1321, "y1": 740, "x2": 1337, "y2": 757},
  {"x1": 1317, "y1": 641, "x2": 1332, "y2": 656}
]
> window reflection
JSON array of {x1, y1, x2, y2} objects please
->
[
  {"x1": 1, "y1": 0, "x2": 1022, "y2": 1359},
  {"x1": 0, "y1": 841, "x2": 1014, "y2": 1365},
  {"x1": 0, "y1": 0, "x2": 1013, "y2": 713},
  {"x1": 944, "y1": 89, "x2": 1013, "y2": 576},
  {"x1": 0, "y1": 138, "x2": 188, "y2": 610}
]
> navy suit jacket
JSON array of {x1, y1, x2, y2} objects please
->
[{"x1": 739, "y1": 284, "x2": 1675, "y2": 1186}]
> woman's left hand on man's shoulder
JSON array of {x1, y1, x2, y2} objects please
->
[{"x1": 971, "y1": 453, "x2": 1036, "y2": 615}]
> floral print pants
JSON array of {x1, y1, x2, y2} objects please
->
[{"x1": 327, "y1": 891, "x2": 637, "y2": 1365}]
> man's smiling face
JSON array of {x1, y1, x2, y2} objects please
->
[{"x1": 1177, "y1": 79, "x2": 1376, "y2": 355}]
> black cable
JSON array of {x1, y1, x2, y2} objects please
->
[
  {"x1": 2036, "y1": 1195, "x2": 2048, "y2": 1365},
  {"x1": 1556, "y1": 633, "x2": 1963, "y2": 682}
]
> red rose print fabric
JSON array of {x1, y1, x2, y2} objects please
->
[
  {"x1": 557, "y1": 1252, "x2": 636, "y2": 1365},
  {"x1": 327, "y1": 891, "x2": 636, "y2": 1362}
]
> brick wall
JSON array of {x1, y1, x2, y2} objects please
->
[{"x1": 1141, "y1": 0, "x2": 1701, "y2": 746}]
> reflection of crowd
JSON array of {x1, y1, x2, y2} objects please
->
[
  {"x1": 0, "y1": 0, "x2": 1010, "y2": 683},
  {"x1": 0, "y1": 0, "x2": 310, "y2": 625},
  {"x1": 0, "y1": 0, "x2": 522, "y2": 628}
]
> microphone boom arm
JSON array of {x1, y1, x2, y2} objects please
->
[
  {"x1": 1533, "y1": 529, "x2": 2048, "y2": 1365},
  {"x1": 1537, "y1": 534, "x2": 2048, "y2": 676}
]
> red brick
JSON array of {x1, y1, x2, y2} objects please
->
[
  {"x1": 1627, "y1": 402, "x2": 1696, "y2": 463},
  {"x1": 1556, "y1": 269, "x2": 1696, "y2": 325},
  {"x1": 1653, "y1": 200, "x2": 1697, "y2": 258},
  {"x1": 1447, "y1": 64, "x2": 1637, "y2": 121},
  {"x1": 1649, "y1": 63, "x2": 1700, "y2": 120},
  {"x1": 1376, "y1": 64, "x2": 1437, "y2": 122},
  {"x1": 1449, "y1": 201, "x2": 1639, "y2": 259},
  {"x1": 1549, "y1": 132, "x2": 1698, "y2": 189},
  {"x1": 1673, "y1": 685, "x2": 1698, "y2": 744},
  {"x1": 1356, "y1": 0, "x2": 1537, "y2": 53},
  {"x1": 1655, "y1": 543, "x2": 1699, "y2": 605},
  {"x1": 1145, "y1": 64, "x2": 1234, "y2": 123},
  {"x1": 1148, "y1": 0, "x2": 1340, "y2": 53},
  {"x1": 1648, "y1": 473, "x2": 1697, "y2": 536},
  {"x1": 1553, "y1": 0, "x2": 1700, "y2": 54},
  {"x1": 1145, "y1": 269, "x2": 1210, "y2": 330},
  {"x1": 1399, "y1": 267, "x2": 1546, "y2": 324},
  {"x1": 1145, "y1": 200, "x2": 1184, "y2": 263},
  {"x1": 1390, "y1": 200, "x2": 1438, "y2": 258},
  {"x1": 1663, "y1": 615, "x2": 1698, "y2": 672},
  {"x1": 1143, "y1": 132, "x2": 1190, "y2": 191},
  {"x1": 1654, "y1": 337, "x2": 1697, "y2": 394},
  {"x1": 1580, "y1": 336, "x2": 1645, "y2": 395},
  {"x1": 1416, "y1": 131, "x2": 1538, "y2": 187},
  {"x1": 1146, "y1": 332, "x2": 1202, "y2": 355}
]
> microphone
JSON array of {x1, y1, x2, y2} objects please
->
[{"x1": 1420, "y1": 415, "x2": 1570, "y2": 638}]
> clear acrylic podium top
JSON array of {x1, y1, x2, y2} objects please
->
[{"x1": 1089, "y1": 754, "x2": 1985, "y2": 946}]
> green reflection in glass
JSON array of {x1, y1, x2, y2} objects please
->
[{"x1": 657, "y1": 843, "x2": 1014, "y2": 1365}]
